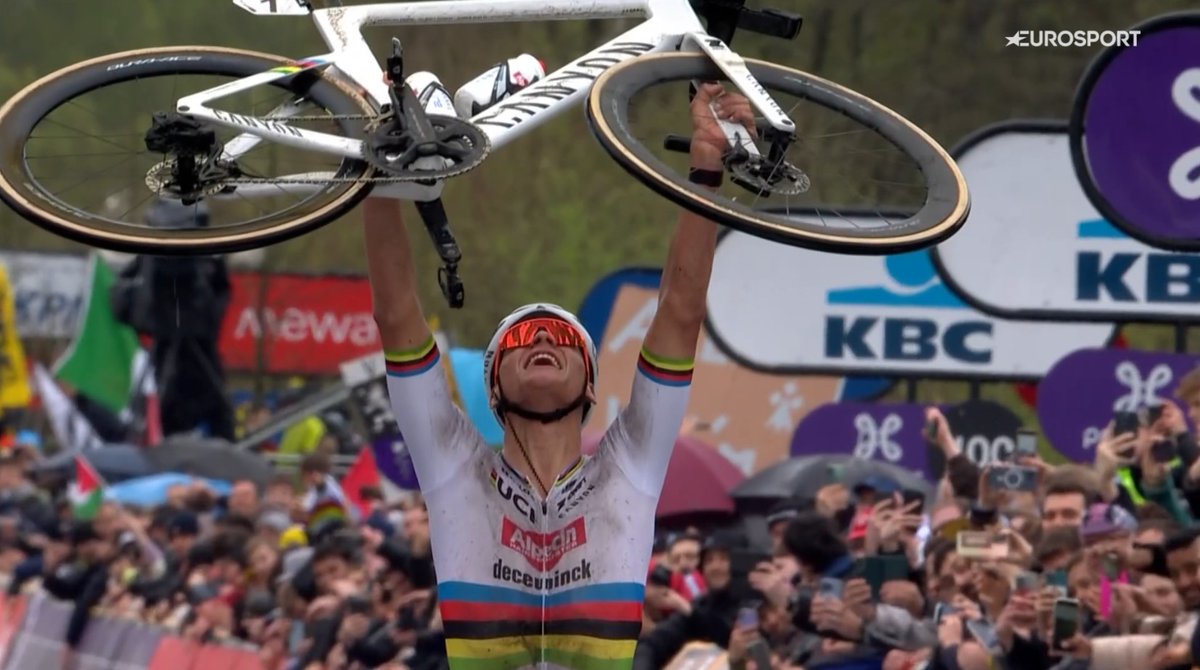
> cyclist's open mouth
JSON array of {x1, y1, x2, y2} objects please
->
[{"x1": 525, "y1": 351, "x2": 562, "y2": 369}]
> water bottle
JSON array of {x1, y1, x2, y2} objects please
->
[
  {"x1": 453, "y1": 54, "x2": 546, "y2": 118},
  {"x1": 404, "y1": 71, "x2": 457, "y2": 118}
]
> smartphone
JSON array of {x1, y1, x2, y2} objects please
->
[
  {"x1": 852, "y1": 555, "x2": 909, "y2": 597},
  {"x1": 737, "y1": 606, "x2": 759, "y2": 629},
  {"x1": 1151, "y1": 439, "x2": 1176, "y2": 463},
  {"x1": 1144, "y1": 403, "x2": 1165, "y2": 426},
  {"x1": 1102, "y1": 552, "x2": 1121, "y2": 581},
  {"x1": 1114, "y1": 411, "x2": 1140, "y2": 438},
  {"x1": 925, "y1": 419, "x2": 940, "y2": 443},
  {"x1": 1052, "y1": 598, "x2": 1081, "y2": 650},
  {"x1": 988, "y1": 465, "x2": 1038, "y2": 492},
  {"x1": 1015, "y1": 430, "x2": 1038, "y2": 458},
  {"x1": 747, "y1": 639, "x2": 773, "y2": 670},
  {"x1": 957, "y1": 531, "x2": 1006, "y2": 560},
  {"x1": 1015, "y1": 571, "x2": 1040, "y2": 595},
  {"x1": 966, "y1": 618, "x2": 1002, "y2": 654},
  {"x1": 818, "y1": 577, "x2": 845, "y2": 599},
  {"x1": 933, "y1": 602, "x2": 958, "y2": 625},
  {"x1": 900, "y1": 489, "x2": 926, "y2": 509},
  {"x1": 344, "y1": 594, "x2": 372, "y2": 615},
  {"x1": 968, "y1": 504, "x2": 998, "y2": 528},
  {"x1": 1045, "y1": 569, "x2": 1069, "y2": 596}
]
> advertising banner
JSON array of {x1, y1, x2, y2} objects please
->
[
  {"x1": 0, "y1": 251, "x2": 88, "y2": 339},
  {"x1": 1038, "y1": 348, "x2": 1197, "y2": 462},
  {"x1": 933, "y1": 125, "x2": 1200, "y2": 321},
  {"x1": 219, "y1": 272, "x2": 380, "y2": 375},
  {"x1": 791, "y1": 399, "x2": 1028, "y2": 481},
  {"x1": 578, "y1": 269, "x2": 887, "y2": 476},
  {"x1": 706, "y1": 230, "x2": 1115, "y2": 377},
  {"x1": 1070, "y1": 13, "x2": 1200, "y2": 249},
  {"x1": 791, "y1": 403, "x2": 932, "y2": 477}
]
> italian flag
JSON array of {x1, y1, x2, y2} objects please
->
[{"x1": 69, "y1": 455, "x2": 106, "y2": 520}]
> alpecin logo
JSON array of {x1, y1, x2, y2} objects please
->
[{"x1": 501, "y1": 517, "x2": 586, "y2": 571}]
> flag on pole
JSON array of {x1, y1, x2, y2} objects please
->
[
  {"x1": 32, "y1": 364, "x2": 103, "y2": 452},
  {"x1": 53, "y1": 254, "x2": 142, "y2": 414},
  {"x1": 341, "y1": 448, "x2": 381, "y2": 518},
  {"x1": 69, "y1": 454, "x2": 106, "y2": 520}
]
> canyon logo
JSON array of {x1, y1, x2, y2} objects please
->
[{"x1": 501, "y1": 517, "x2": 587, "y2": 571}]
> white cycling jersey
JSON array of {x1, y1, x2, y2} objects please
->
[{"x1": 385, "y1": 336, "x2": 692, "y2": 670}]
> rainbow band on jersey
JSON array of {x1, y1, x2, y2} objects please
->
[
  {"x1": 385, "y1": 336, "x2": 441, "y2": 378},
  {"x1": 439, "y1": 581, "x2": 644, "y2": 670},
  {"x1": 636, "y1": 348, "x2": 694, "y2": 387}
]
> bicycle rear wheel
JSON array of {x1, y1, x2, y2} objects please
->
[
  {"x1": 0, "y1": 46, "x2": 375, "y2": 254},
  {"x1": 587, "y1": 53, "x2": 969, "y2": 253}
]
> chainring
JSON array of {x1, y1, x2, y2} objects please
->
[{"x1": 364, "y1": 114, "x2": 490, "y2": 180}]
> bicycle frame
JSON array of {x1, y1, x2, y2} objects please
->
[{"x1": 179, "y1": 0, "x2": 796, "y2": 187}]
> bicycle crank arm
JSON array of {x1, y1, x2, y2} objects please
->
[{"x1": 414, "y1": 198, "x2": 465, "y2": 309}]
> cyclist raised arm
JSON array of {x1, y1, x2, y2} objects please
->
[
  {"x1": 606, "y1": 82, "x2": 754, "y2": 494},
  {"x1": 363, "y1": 180, "x2": 484, "y2": 494}
]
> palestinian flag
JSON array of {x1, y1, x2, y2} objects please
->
[{"x1": 69, "y1": 455, "x2": 105, "y2": 520}]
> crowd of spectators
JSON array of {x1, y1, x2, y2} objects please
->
[{"x1": 6, "y1": 378, "x2": 1200, "y2": 670}]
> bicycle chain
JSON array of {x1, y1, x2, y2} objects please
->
[{"x1": 216, "y1": 113, "x2": 482, "y2": 185}]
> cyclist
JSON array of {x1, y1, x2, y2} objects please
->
[{"x1": 363, "y1": 82, "x2": 754, "y2": 669}]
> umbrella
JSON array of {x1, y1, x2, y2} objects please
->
[
  {"x1": 107, "y1": 473, "x2": 233, "y2": 507},
  {"x1": 144, "y1": 435, "x2": 274, "y2": 486},
  {"x1": 732, "y1": 454, "x2": 933, "y2": 506},
  {"x1": 32, "y1": 445, "x2": 151, "y2": 483},
  {"x1": 583, "y1": 431, "x2": 745, "y2": 519}
]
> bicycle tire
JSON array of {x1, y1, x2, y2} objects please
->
[
  {"x1": 586, "y1": 53, "x2": 970, "y2": 253},
  {"x1": 0, "y1": 46, "x2": 375, "y2": 255}
]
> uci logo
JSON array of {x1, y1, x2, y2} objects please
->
[
  {"x1": 853, "y1": 413, "x2": 903, "y2": 462},
  {"x1": 493, "y1": 471, "x2": 538, "y2": 524},
  {"x1": 824, "y1": 253, "x2": 993, "y2": 364}
]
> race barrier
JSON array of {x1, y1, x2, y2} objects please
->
[{"x1": 0, "y1": 593, "x2": 264, "y2": 670}]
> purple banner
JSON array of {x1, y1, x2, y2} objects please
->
[
  {"x1": 1038, "y1": 348, "x2": 1198, "y2": 462},
  {"x1": 792, "y1": 402, "x2": 932, "y2": 478},
  {"x1": 371, "y1": 434, "x2": 421, "y2": 491},
  {"x1": 1079, "y1": 17, "x2": 1200, "y2": 243}
]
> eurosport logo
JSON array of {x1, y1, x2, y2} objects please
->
[{"x1": 1005, "y1": 30, "x2": 1140, "y2": 48}]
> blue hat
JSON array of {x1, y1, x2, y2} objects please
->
[{"x1": 854, "y1": 474, "x2": 899, "y2": 495}]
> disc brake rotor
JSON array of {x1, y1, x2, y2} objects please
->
[{"x1": 729, "y1": 155, "x2": 811, "y2": 197}]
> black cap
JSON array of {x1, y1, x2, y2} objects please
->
[
  {"x1": 243, "y1": 588, "x2": 276, "y2": 618},
  {"x1": 168, "y1": 511, "x2": 200, "y2": 537},
  {"x1": 68, "y1": 520, "x2": 100, "y2": 545}
]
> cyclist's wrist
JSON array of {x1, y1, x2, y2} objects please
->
[{"x1": 690, "y1": 143, "x2": 724, "y2": 172}]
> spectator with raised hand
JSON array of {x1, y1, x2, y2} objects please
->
[{"x1": 632, "y1": 529, "x2": 752, "y2": 670}]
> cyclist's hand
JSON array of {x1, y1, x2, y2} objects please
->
[{"x1": 690, "y1": 83, "x2": 756, "y2": 169}]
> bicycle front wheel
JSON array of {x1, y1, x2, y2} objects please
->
[
  {"x1": 0, "y1": 46, "x2": 375, "y2": 254},
  {"x1": 587, "y1": 53, "x2": 969, "y2": 253}
]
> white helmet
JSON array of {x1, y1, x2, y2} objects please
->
[{"x1": 483, "y1": 303, "x2": 598, "y2": 426}]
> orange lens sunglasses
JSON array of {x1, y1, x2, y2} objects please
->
[
  {"x1": 494, "y1": 317, "x2": 592, "y2": 383},
  {"x1": 497, "y1": 317, "x2": 587, "y2": 352}
]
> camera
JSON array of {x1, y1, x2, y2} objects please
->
[
  {"x1": 988, "y1": 465, "x2": 1038, "y2": 492},
  {"x1": 648, "y1": 564, "x2": 673, "y2": 588}
]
